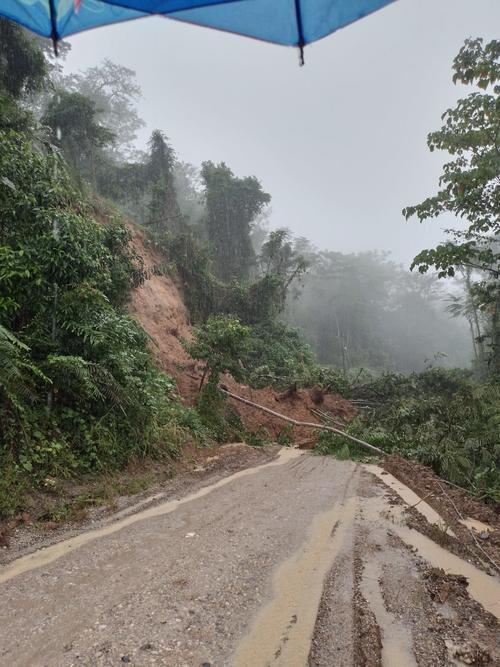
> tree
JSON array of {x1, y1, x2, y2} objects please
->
[
  {"x1": 42, "y1": 90, "x2": 114, "y2": 183},
  {"x1": 201, "y1": 161, "x2": 270, "y2": 281},
  {"x1": 404, "y1": 38, "x2": 500, "y2": 375},
  {"x1": 186, "y1": 314, "x2": 250, "y2": 389},
  {"x1": 287, "y1": 250, "x2": 470, "y2": 373},
  {"x1": 146, "y1": 130, "x2": 183, "y2": 234},
  {"x1": 174, "y1": 161, "x2": 205, "y2": 228},
  {"x1": 447, "y1": 268, "x2": 488, "y2": 375},
  {"x1": 0, "y1": 18, "x2": 47, "y2": 129},
  {"x1": 60, "y1": 59, "x2": 144, "y2": 158},
  {"x1": 0, "y1": 19, "x2": 46, "y2": 100},
  {"x1": 259, "y1": 228, "x2": 308, "y2": 309}
]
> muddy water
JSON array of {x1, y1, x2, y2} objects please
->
[
  {"x1": 394, "y1": 523, "x2": 500, "y2": 619},
  {"x1": 460, "y1": 517, "x2": 494, "y2": 534},
  {"x1": 364, "y1": 464, "x2": 455, "y2": 536},
  {"x1": 233, "y1": 495, "x2": 358, "y2": 667},
  {"x1": 363, "y1": 472, "x2": 500, "y2": 621},
  {"x1": 360, "y1": 558, "x2": 417, "y2": 667},
  {"x1": 0, "y1": 447, "x2": 303, "y2": 585}
]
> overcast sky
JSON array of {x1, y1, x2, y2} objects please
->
[{"x1": 64, "y1": 0, "x2": 500, "y2": 265}]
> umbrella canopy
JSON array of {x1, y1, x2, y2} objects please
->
[{"x1": 2, "y1": 0, "x2": 396, "y2": 57}]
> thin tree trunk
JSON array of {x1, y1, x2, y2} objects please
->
[
  {"x1": 218, "y1": 386, "x2": 385, "y2": 456},
  {"x1": 492, "y1": 295, "x2": 500, "y2": 376}
]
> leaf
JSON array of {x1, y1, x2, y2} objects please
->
[{"x1": 1, "y1": 176, "x2": 16, "y2": 190}]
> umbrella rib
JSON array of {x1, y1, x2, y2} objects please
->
[
  {"x1": 294, "y1": 0, "x2": 305, "y2": 65},
  {"x1": 48, "y1": 0, "x2": 59, "y2": 55}
]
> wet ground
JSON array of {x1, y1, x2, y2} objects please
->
[{"x1": 1, "y1": 448, "x2": 499, "y2": 666}]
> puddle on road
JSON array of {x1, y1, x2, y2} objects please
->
[
  {"x1": 360, "y1": 558, "x2": 417, "y2": 667},
  {"x1": 364, "y1": 465, "x2": 455, "y2": 536},
  {"x1": 460, "y1": 517, "x2": 493, "y2": 534},
  {"x1": 394, "y1": 523, "x2": 500, "y2": 620},
  {"x1": 234, "y1": 496, "x2": 358, "y2": 667},
  {"x1": 0, "y1": 447, "x2": 303, "y2": 585},
  {"x1": 362, "y1": 484, "x2": 500, "y2": 621}
]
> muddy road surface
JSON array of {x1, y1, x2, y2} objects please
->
[{"x1": 1, "y1": 448, "x2": 499, "y2": 666}]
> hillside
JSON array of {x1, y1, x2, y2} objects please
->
[
  {"x1": 125, "y1": 220, "x2": 354, "y2": 443},
  {"x1": 127, "y1": 224, "x2": 198, "y2": 399}
]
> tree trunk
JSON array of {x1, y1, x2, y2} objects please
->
[{"x1": 492, "y1": 295, "x2": 500, "y2": 377}]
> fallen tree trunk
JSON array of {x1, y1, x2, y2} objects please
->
[{"x1": 218, "y1": 385, "x2": 385, "y2": 456}]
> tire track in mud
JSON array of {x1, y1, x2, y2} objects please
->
[
  {"x1": 309, "y1": 467, "x2": 500, "y2": 666},
  {"x1": 233, "y1": 468, "x2": 361, "y2": 667},
  {"x1": 1, "y1": 452, "x2": 499, "y2": 666}
]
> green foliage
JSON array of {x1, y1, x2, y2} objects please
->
[
  {"x1": 315, "y1": 432, "x2": 366, "y2": 462},
  {"x1": 194, "y1": 380, "x2": 247, "y2": 442},
  {"x1": 404, "y1": 38, "x2": 500, "y2": 274},
  {"x1": 0, "y1": 19, "x2": 47, "y2": 131},
  {"x1": 42, "y1": 91, "x2": 115, "y2": 184},
  {"x1": 404, "y1": 38, "x2": 500, "y2": 376},
  {"x1": 145, "y1": 130, "x2": 184, "y2": 234},
  {"x1": 59, "y1": 58, "x2": 145, "y2": 158},
  {"x1": 346, "y1": 369, "x2": 500, "y2": 501},
  {"x1": 0, "y1": 19, "x2": 46, "y2": 100},
  {"x1": 201, "y1": 161, "x2": 270, "y2": 281},
  {"x1": 0, "y1": 130, "x2": 209, "y2": 519},
  {"x1": 240, "y1": 321, "x2": 317, "y2": 388},
  {"x1": 158, "y1": 232, "x2": 302, "y2": 326},
  {"x1": 185, "y1": 315, "x2": 253, "y2": 441},
  {"x1": 187, "y1": 314, "x2": 251, "y2": 385},
  {"x1": 0, "y1": 324, "x2": 48, "y2": 411},
  {"x1": 259, "y1": 228, "x2": 309, "y2": 308}
]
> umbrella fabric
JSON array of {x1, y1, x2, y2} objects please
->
[{"x1": 1, "y1": 0, "x2": 396, "y2": 48}]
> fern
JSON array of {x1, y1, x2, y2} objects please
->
[{"x1": 0, "y1": 325, "x2": 48, "y2": 408}]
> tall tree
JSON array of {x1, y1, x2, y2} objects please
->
[
  {"x1": 258, "y1": 228, "x2": 308, "y2": 309},
  {"x1": 404, "y1": 38, "x2": 500, "y2": 375},
  {"x1": 60, "y1": 59, "x2": 144, "y2": 158},
  {"x1": 42, "y1": 90, "x2": 114, "y2": 184},
  {"x1": 201, "y1": 161, "x2": 270, "y2": 282},
  {"x1": 146, "y1": 130, "x2": 183, "y2": 234}
]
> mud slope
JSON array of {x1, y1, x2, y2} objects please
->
[
  {"x1": 127, "y1": 224, "x2": 200, "y2": 399},
  {"x1": 125, "y1": 221, "x2": 353, "y2": 440}
]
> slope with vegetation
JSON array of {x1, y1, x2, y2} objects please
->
[{"x1": 0, "y1": 21, "x2": 499, "y2": 523}]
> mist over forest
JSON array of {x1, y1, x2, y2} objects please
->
[
  {"x1": 29, "y1": 48, "x2": 472, "y2": 375},
  {"x1": 1, "y1": 12, "x2": 499, "y2": 515}
]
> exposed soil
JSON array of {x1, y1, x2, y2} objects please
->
[
  {"x1": 126, "y1": 224, "x2": 199, "y2": 399},
  {"x1": 223, "y1": 379, "x2": 356, "y2": 443},
  {"x1": 126, "y1": 219, "x2": 357, "y2": 443},
  {"x1": 13, "y1": 214, "x2": 493, "y2": 665},
  {"x1": 383, "y1": 454, "x2": 500, "y2": 576}
]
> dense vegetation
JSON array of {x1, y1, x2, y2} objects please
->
[
  {"x1": 0, "y1": 20, "x2": 498, "y2": 515},
  {"x1": 319, "y1": 38, "x2": 500, "y2": 501}
]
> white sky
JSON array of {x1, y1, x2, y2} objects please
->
[{"x1": 64, "y1": 0, "x2": 500, "y2": 265}]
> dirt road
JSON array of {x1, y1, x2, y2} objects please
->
[{"x1": 1, "y1": 448, "x2": 499, "y2": 666}]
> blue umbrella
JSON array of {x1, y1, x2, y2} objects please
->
[{"x1": 1, "y1": 0, "x2": 396, "y2": 61}]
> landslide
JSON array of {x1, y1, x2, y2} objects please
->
[{"x1": 125, "y1": 221, "x2": 354, "y2": 443}]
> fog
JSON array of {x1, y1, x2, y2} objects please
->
[{"x1": 61, "y1": 0, "x2": 500, "y2": 266}]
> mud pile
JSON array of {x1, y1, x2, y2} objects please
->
[{"x1": 222, "y1": 379, "x2": 355, "y2": 443}]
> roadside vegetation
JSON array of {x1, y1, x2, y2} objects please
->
[{"x1": 0, "y1": 21, "x2": 498, "y2": 518}]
